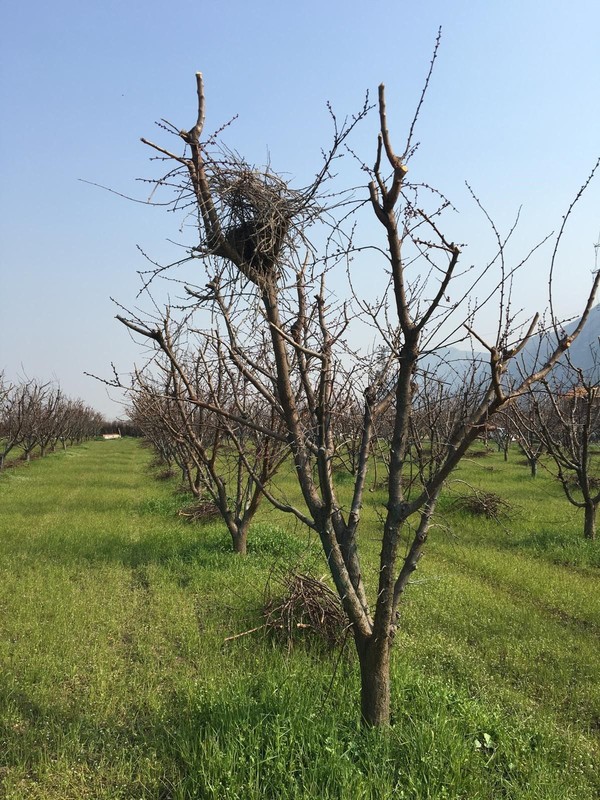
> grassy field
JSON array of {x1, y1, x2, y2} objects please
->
[{"x1": 0, "y1": 438, "x2": 598, "y2": 799}]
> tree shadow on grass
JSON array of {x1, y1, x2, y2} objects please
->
[
  {"x1": 1, "y1": 507, "x2": 315, "y2": 574},
  {"x1": 0, "y1": 514, "x2": 237, "y2": 572},
  {"x1": 494, "y1": 528, "x2": 600, "y2": 571}
]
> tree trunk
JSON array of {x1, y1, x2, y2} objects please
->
[
  {"x1": 356, "y1": 634, "x2": 391, "y2": 727},
  {"x1": 530, "y1": 457, "x2": 537, "y2": 478},
  {"x1": 584, "y1": 502, "x2": 596, "y2": 540}
]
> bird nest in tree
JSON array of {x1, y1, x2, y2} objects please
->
[
  {"x1": 206, "y1": 157, "x2": 315, "y2": 281},
  {"x1": 263, "y1": 570, "x2": 348, "y2": 650}
]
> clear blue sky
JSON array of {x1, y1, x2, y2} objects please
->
[{"x1": 1, "y1": 0, "x2": 599, "y2": 417}]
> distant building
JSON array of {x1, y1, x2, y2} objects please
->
[{"x1": 562, "y1": 385, "x2": 600, "y2": 400}]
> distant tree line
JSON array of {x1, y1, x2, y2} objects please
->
[
  {"x1": 0, "y1": 374, "x2": 106, "y2": 469},
  {"x1": 99, "y1": 419, "x2": 141, "y2": 438}
]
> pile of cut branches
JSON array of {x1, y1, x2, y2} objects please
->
[
  {"x1": 155, "y1": 468, "x2": 176, "y2": 480},
  {"x1": 148, "y1": 457, "x2": 175, "y2": 480},
  {"x1": 562, "y1": 473, "x2": 600, "y2": 492},
  {"x1": 263, "y1": 570, "x2": 347, "y2": 650},
  {"x1": 178, "y1": 500, "x2": 220, "y2": 522},
  {"x1": 450, "y1": 490, "x2": 513, "y2": 521},
  {"x1": 466, "y1": 447, "x2": 493, "y2": 458}
]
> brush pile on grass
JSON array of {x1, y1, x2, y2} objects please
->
[
  {"x1": 177, "y1": 500, "x2": 220, "y2": 522},
  {"x1": 562, "y1": 473, "x2": 600, "y2": 492},
  {"x1": 466, "y1": 448, "x2": 493, "y2": 458},
  {"x1": 148, "y1": 456, "x2": 175, "y2": 480},
  {"x1": 450, "y1": 490, "x2": 513, "y2": 522},
  {"x1": 155, "y1": 468, "x2": 176, "y2": 480},
  {"x1": 263, "y1": 570, "x2": 347, "y2": 650}
]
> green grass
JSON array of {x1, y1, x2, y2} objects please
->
[{"x1": 0, "y1": 439, "x2": 598, "y2": 798}]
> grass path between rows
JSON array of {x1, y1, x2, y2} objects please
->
[{"x1": 0, "y1": 438, "x2": 598, "y2": 799}]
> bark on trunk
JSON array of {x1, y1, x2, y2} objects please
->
[
  {"x1": 231, "y1": 523, "x2": 248, "y2": 555},
  {"x1": 357, "y1": 635, "x2": 391, "y2": 727},
  {"x1": 584, "y1": 502, "x2": 596, "y2": 540},
  {"x1": 530, "y1": 458, "x2": 537, "y2": 478}
]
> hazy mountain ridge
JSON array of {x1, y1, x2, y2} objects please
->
[
  {"x1": 560, "y1": 303, "x2": 600, "y2": 372},
  {"x1": 416, "y1": 305, "x2": 600, "y2": 388},
  {"x1": 513, "y1": 303, "x2": 600, "y2": 383}
]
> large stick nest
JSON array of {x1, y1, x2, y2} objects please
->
[{"x1": 206, "y1": 153, "x2": 317, "y2": 281}]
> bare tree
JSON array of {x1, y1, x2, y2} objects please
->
[
  {"x1": 35, "y1": 386, "x2": 65, "y2": 458},
  {"x1": 10, "y1": 380, "x2": 49, "y2": 463},
  {"x1": 527, "y1": 358, "x2": 600, "y2": 539},
  {"x1": 507, "y1": 394, "x2": 548, "y2": 477},
  {"x1": 57, "y1": 400, "x2": 104, "y2": 446},
  {"x1": 124, "y1": 323, "x2": 289, "y2": 554},
  {"x1": 128, "y1": 385, "x2": 182, "y2": 474},
  {"x1": 116, "y1": 64, "x2": 599, "y2": 725},
  {"x1": 0, "y1": 376, "x2": 22, "y2": 470}
]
